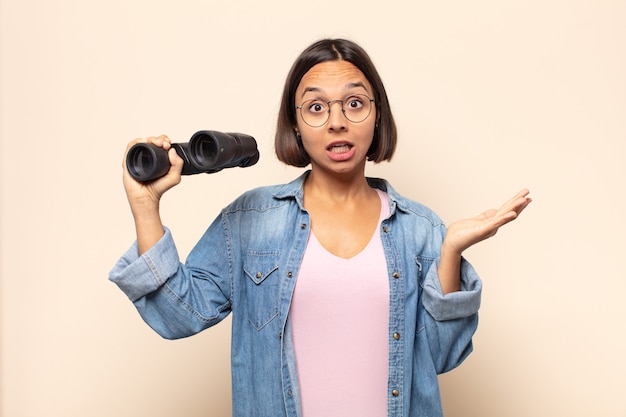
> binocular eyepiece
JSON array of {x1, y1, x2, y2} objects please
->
[{"x1": 126, "y1": 130, "x2": 260, "y2": 182}]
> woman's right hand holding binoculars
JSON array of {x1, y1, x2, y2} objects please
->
[{"x1": 122, "y1": 135, "x2": 183, "y2": 254}]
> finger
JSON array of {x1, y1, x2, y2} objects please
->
[
  {"x1": 514, "y1": 188, "x2": 530, "y2": 198},
  {"x1": 124, "y1": 135, "x2": 171, "y2": 152},
  {"x1": 513, "y1": 196, "x2": 532, "y2": 216},
  {"x1": 145, "y1": 135, "x2": 171, "y2": 149},
  {"x1": 499, "y1": 189, "x2": 530, "y2": 210},
  {"x1": 168, "y1": 147, "x2": 184, "y2": 172},
  {"x1": 495, "y1": 195, "x2": 532, "y2": 227},
  {"x1": 498, "y1": 191, "x2": 531, "y2": 216}
]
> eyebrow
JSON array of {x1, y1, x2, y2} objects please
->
[{"x1": 300, "y1": 82, "x2": 370, "y2": 98}]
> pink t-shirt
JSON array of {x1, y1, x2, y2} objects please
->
[{"x1": 290, "y1": 189, "x2": 390, "y2": 416}]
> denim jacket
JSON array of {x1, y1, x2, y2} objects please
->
[{"x1": 109, "y1": 171, "x2": 482, "y2": 417}]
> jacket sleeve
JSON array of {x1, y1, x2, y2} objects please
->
[
  {"x1": 108, "y1": 220, "x2": 233, "y2": 340},
  {"x1": 421, "y1": 256, "x2": 482, "y2": 374}
]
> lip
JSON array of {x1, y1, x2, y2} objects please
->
[{"x1": 326, "y1": 141, "x2": 356, "y2": 161}]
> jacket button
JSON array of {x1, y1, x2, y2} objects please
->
[
  {"x1": 392, "y1": 272, "x2": 400, "y2": 279},
  {"x1": 383, "y1": 226, "x2": 389, "y2": 233},
  {"x1": 392, "y1": 389, "x2": 400, "y2": 397},
  {"x1": 301, "y1": 223, "x2": 307, "y2": 229},
  {"x1": 256, "y1": 272, "x2": 262, "y2": 278},
  {"x1": 287, "y1": 271, "x2": 293, "y2": 278},
  {"x1": 393, "y1": 332, "x2": 401, "y2": 340}
]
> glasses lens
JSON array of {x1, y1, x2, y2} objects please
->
[
  {"x1": 299, "y1": 99, "x2": 328, "y2": 127},
  {"x1": 343, "y1": 94, "x2": 372, "y2": 123}
]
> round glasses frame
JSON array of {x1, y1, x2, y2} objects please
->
[{"x1": 296, "y1": 94, "x2": 375, "y2": 127}]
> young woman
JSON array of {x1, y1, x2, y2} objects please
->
[{"x1": 110, "y1": 38, "x2": 531, "y2": 417}]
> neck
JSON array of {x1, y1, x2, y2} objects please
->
[{"x1": 304, "y1": 166, "x2": 372, "y2": 203}]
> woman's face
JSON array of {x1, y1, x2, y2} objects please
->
[{"x1": 294, "y1": 60, "x2": 377, "y2": 176}]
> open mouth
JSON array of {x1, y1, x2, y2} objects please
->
[{"x1": 327, "y1": 143, "x2": 353, "y2": 154}]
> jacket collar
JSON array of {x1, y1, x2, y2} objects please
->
[{"x1": 272, "y1": 170, "x2": 411, "y2": 215}]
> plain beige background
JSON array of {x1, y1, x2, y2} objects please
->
[{"x1": 1, "y1": 0, "x2": 624, "y2": 416}]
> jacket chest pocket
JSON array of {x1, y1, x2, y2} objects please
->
[{"x1": 243, "y1": 250, "x2": 281, "y2": 330}]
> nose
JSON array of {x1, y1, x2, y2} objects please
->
[{"x1": 327, "y1": 100, "x2": 346, "y2": 129}]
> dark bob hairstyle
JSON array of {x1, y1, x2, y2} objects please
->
[{"x1": 275, "y1": 38, "x2": 397, "y2": 167}]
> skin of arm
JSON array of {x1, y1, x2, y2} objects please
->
[{"x1": 437, "y1": 189, "x2": 532, "y2": 294}]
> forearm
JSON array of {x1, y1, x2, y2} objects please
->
[
  {"x1": 130, "y1": 199, "x2": 166, "y2": 255},
  {"x1": 437, "y1": 242, "x2": 462, "y2": 294}
]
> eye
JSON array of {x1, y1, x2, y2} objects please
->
[
  {"x1": 345, "y1": 96, "x2": 364, "y2": 110},
  {"x1": 306, "y1": 100, "x2": 326, "y2": 113}
]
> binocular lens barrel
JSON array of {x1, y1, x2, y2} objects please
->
[
  {"x1": 126, "y1": 130, "x2": 259, "y2": 182},
  {"x1": 126, "y1": 142, "x2": 171, "y2": 182}
]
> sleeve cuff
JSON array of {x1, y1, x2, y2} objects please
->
[
  {"x1": 422, "y1": 257, "x2": 482, "y2": 321},
  {"x1": 108, "y1": 227, "x2": 180, "y2": 301}
]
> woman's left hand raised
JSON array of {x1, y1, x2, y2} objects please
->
[{"x1": 442, "y1": 189, "x2": 532, "y2": 256}]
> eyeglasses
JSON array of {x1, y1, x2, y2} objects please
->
[{"x1": 296, "y1": 94, "x2": 375, "y2": 127}]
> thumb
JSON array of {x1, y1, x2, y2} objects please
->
[{"x1": 168, "y1": 147, "x2": 185, "y2": 175}]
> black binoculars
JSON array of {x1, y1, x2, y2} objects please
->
[{"x1": 126, "y1": 130, "x2": 260, "y2": 182}]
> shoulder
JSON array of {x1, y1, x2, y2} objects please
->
[
  {"x1": 367, "y1": 177, "x2": 445, "y2": 228},
  {"x1": 222, "y1": 184, "x2": 289, "y2": 214},
  {"x1": 222, "y1": 173, "x2": 307, "y2": 214}
]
